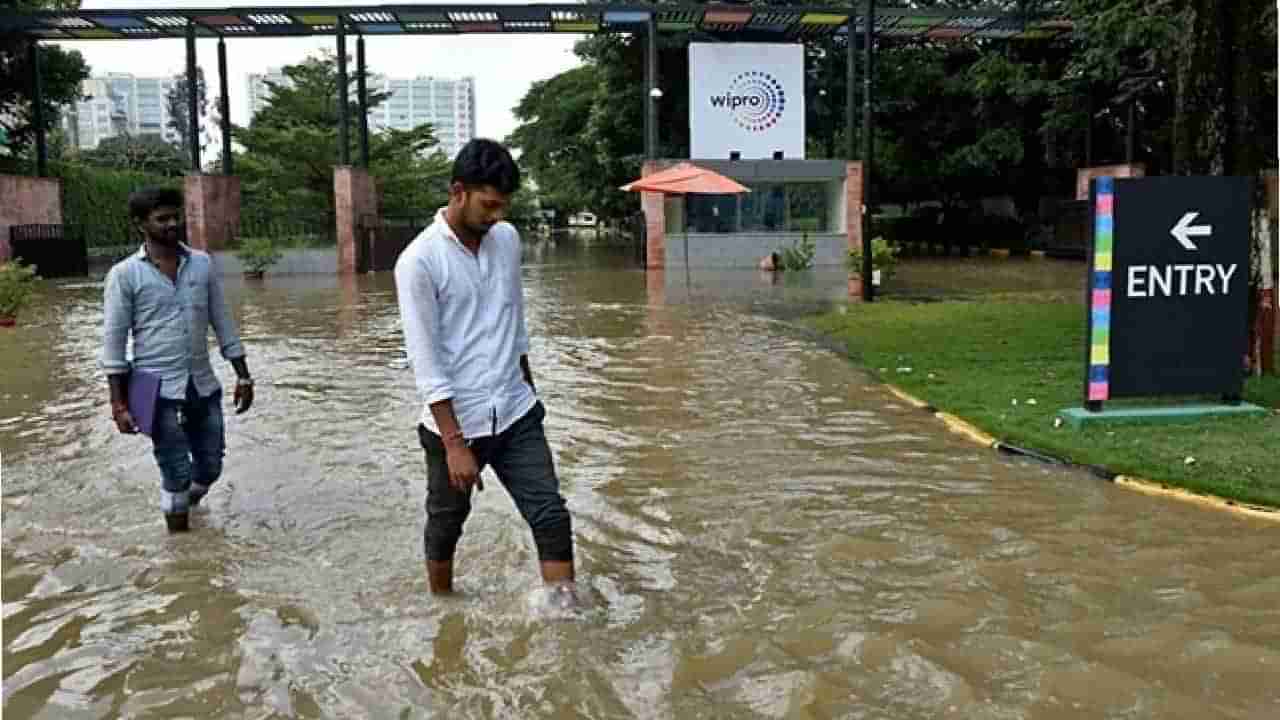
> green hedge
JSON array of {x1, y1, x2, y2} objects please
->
[
  {"x1": 51, "y1": 161, "x2": 177, "y2": 249},
  {"x1": 873, "y1": 212, "x2": 1032, "y2": 255}
]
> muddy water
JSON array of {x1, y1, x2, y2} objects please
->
[{"x1": 3, "y1": 251, "x2": 1278, "y2": 719}]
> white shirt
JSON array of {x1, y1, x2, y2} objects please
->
[{"x1": 394, "y1": 209, "x2": 535, "y2": 439}]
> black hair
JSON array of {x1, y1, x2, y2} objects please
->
[
  {"x1": 451, "y1": 139, "x2": 521, "y2": 195},
  {"x1": 128, "y1": 187, "x2": 184, "y2": 221}
]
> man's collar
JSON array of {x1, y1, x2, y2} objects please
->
[
  {"x1": 434, "y1": 207, "x2": 497, "y2": 250},
  {"x1": 136, "y1": 241, "x2": 191, "y2": 265},
  {"x1": 435, "y1": 207, "x2": 471, "y2": 249}
]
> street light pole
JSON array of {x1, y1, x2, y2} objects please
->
[
  {"x1": 646, "y1": 16, "x2": 659, "y2": 160},
  {"x1": 861, "y1": 0, "x2": 876, "y2": 302}
]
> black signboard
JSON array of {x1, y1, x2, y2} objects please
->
[{"x1": 1084, "y1": 176, "x2": 1251, "y2": 405}]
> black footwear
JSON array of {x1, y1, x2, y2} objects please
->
[{"x1": 164, "y1": 512, "x2": 190, "y2": 533}]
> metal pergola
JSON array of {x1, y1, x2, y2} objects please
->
[{"x1": 1, "y1": 3, "x2": 1073, "y2": 300}]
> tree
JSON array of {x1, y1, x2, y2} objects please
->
[
  {"x1": 509, "y1": 64, "x2": 609, "y2": 224},
  {"x1": 512, "y1": 0, "x2": 1274, "y2": 226},
  {"x1": 166, "y1": 67, "x2": 207, "y2": 158},
  {"x1": 231, "y1": 51, "x2": 452, "y2": 220},
  {"x1": 80, "y1": 133, "x2": 187, "y2": 176},
  {"x1": 0, "y1": 1, "x2": 91, "y2": 171}
]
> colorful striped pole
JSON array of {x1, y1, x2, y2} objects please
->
[{"x1": 1087, "y1": 176, "x2": 1115, "y2": 409}]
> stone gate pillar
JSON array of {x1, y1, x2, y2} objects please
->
[
  {"x1": 335, "y1": 166, "x2": 379, "y2": 275},
  {"x1": 184, "y1": 175, "x2": 240, "y2": 252}
]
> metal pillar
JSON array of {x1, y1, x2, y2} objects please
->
[
  {"x1": 643, "y1": 24, "x2": 650, "y2": 161},
  {"x1": 336, "y1": 18, "x2": 350, "y2": 166},
  {"x1": 645, "y1": 16, "x2": 658, "y2": 160},
  {"x1": 861, "y1": 0, "x2": 875, "y2": 301},
  {"x1": 845, "y1": 20, "x2": 856, "y2": 160},
  {"x1": 29, "y1": 40, "x2": 47, "y2": 177},
  {"x1": 357, "y1": 35, "x2": 370, "y2": 168},
  {"x1": 185, "y1": 23, "x2": 201, "y2": 173},
  {"x1": 218, "y1": 38, "x2": 233, "y2": 175}
]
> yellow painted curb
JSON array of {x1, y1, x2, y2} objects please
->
[
  {"x1": 1030, "y1": 250, "x2": 1047, "y2": 259},
  {"x1": 885, "y1": 384, "x2": 930, "y2": 409},
  {"x1": 879, "y1": 382, "x2": 1280, "y2": 522},
  {"x1": 934, "y1": 412, "x2": 999, "y2": 448},
  {"x1": 1114, "y1": 476, "x2": 1280, "y2": 523}
]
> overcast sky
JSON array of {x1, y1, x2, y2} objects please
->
[{"x1": 48, "y1": 0, "x2": 587, "y2": 142}]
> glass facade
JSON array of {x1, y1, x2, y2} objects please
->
[
  {"x1": 64, "y1": 74, "x2": 180, "y2": 148},
  {"x1": 680, "y1": 182, "x2": 835, "y2": 234}
]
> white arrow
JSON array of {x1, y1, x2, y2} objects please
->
[{"x1": 1170, "y1": 212, "x2": 1211, "y2": 251}]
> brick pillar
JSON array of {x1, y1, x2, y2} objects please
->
[
  {"x1": 646, "y1": 268, "x2": 666, "y2": 307},
  {"x1": 335, "y1": 166, "x2": 379, "y2": 275},
  {"x1": 846, "y1": 162, "x2": 865, "y2": 300},
  {"x1": 336, "y1": 270, "x2": 358, "y2": 337},
  {"x1": 644, "y1": 268, "x2": 669, "y2": 337},
  {"x1": 1076, "y1": 164, "x2": 1145, "y2": 201},
  {"x1": 0, "y1": 175, "x2": 62, "y2": 262},
  {"x1": 183, "y1": 175, "x2": 240, "y2": 252},
  {"x1": 642, "y1": 160, "x2": 666, "y2": 269}
]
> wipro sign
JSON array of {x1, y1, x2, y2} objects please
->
[
  {"x1": 690, "y1": 43, "x2": 804, "y2": 159},
  {"x1": 707, "y1": 71, "x2": 787, "y2": 133}
]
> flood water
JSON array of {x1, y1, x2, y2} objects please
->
[{"x1": 3, "y1": 248, "x2": 1278, "y2": 719}]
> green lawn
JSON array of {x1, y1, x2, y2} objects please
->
[{"x1": 807, "y1": 295, "x2": 1280, "y2": 508}]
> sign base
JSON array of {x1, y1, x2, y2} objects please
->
[{"x1": 1057, "y1": 403, "x2": 1269, "y2": 429}]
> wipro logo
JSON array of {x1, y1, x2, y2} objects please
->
[{"x1": 709, "y1": 71, "x2": 786, "y2": 133}]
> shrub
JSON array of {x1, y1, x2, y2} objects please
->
[
  {"x1": 847, "y1": 236, "x2": 899, "y2": 280},
  {"x1": 776, "y1": 233, "x2": 816, "y2": 271},
  {"x1": 0, "y1": 261, "x2": 40, "y2": 318},
  {"x1": 235, "y1": 237, "x2": 283, "y2": 275},
  {"x1": 52, "y1": 161, "x2": 176, "y2": 250}
]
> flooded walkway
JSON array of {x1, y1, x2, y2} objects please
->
[{"x1": 3, "y1": 250, "x2": 1277, "y2": 718}]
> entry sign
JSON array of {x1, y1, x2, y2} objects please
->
[{"x1": 1085, "y1": 176, "x2": 1251, "y2": 403}]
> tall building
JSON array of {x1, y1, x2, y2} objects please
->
[
  {"x1": 247, "y1": 69, "x2": 476, "y2": 159},
  {"x1": 370, "y1": 76, "x2": 476, "y2": 159},
  {"x1": 63, "y1": 73, "x2": 180, "y2": 149},
  {"x1": 246, "y1": 68, "x2": 290, "y2": 120}
]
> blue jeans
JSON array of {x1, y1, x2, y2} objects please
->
[{"x1": 151, "y1": 382, "x2": 225, "y2": 514}]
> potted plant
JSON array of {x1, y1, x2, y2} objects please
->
[
  {"x1": 847, "y1": 236, "x2": 899, "y2": 288},
  {"x1": 235, "y1": 237, "x2": 282, "y2": 279},
  {"x1": 773, "y1": 233, "x2": 816, "y2": 272},
  {"x1": 0, "y1": 260, "x2": 39, "y2": 327}
]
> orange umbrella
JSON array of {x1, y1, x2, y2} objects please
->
[{"x1": 620, "y1": 162, "x2": 751, "y2": 195}]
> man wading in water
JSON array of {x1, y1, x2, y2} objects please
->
[
  {"x1": 395, "y1": 139, "x2": 576, "y2": 603},
  {"x1": 101, "y1": 187, "x2": 256, "y2": 532}
]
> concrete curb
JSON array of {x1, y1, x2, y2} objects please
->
[
  {"x1": 884, "y1": 383, "x2": 1280, "y2": 523},
  {"x1": 1113, "y1": 476, "x2": 1280, "y2": 522},
  {"x1": 935, "y1": 412, "x2": 998, "y2": 448},
  {"x1": 885, "y1": 385, "x2": 934, "y2": 411}
]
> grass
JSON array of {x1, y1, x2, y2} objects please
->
[{"x1": 807, "y1": 293, "x2": 1280, "y2": 508}]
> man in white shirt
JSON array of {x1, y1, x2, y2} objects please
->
[{"x1": 394, "y1": 139, "x2": 574, "y2": 597}]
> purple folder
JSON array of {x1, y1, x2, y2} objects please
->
[{"x1": 127, "y1": 369, "x2": 161, "y2": 436}]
